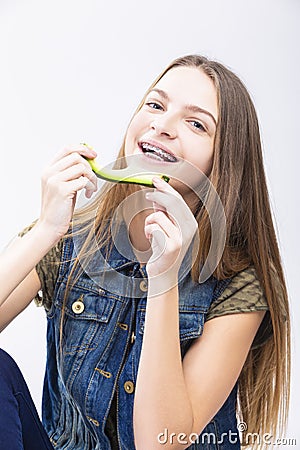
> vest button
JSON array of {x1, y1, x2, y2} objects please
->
[
  {"x1": 87, "y1": 416, "x2": 99, "y2": 427},
  {"x1": 139, "y1": 280, "x2": 148, "y2": 292},
  {"x1": 72, "y1": 301, "x2": 85, "y2": 314},
  {"x1": 130, "y1": 331, "x2": 136, "y2": 344},
  {"x1": 124, "y1": 380, "x2": 135, "y2": 394}
]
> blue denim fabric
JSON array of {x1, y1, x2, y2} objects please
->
[
  {"x1": 42, "y1": 228, "x2": 240, "y2": 449},
  {"x1": 0, "y1": 349, "x2": 54, "y2": 450}
]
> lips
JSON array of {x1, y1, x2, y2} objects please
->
[{"x1": 138, "y1": 140, "x2": 178, "y2": 163}]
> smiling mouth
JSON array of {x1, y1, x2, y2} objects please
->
[{"x1": 139, "y1": 142, "x2": 178, "y2": 163}]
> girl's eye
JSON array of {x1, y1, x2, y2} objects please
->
[
  {"x1": 145, "y1": 102, "x2": 163, "y2": 110},
  {"x1": 189, "y1": 120, "x2": 206, "y2": 132}
]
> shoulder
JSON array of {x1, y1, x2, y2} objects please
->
[
  {"x1": 219, "y1": 266, "x2": 263, "y2": 300},
  {"x1": 207, "y1": 266, "x2": 268, "y2": 321},
  {"x1": 207, "y1": 266, "x2": 274, "y2": 348}
]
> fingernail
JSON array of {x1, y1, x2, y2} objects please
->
[
  {"x1": 145, "y1": 192, "x2": 151, "y2": 200},
  {"x1": 81, "y1": 142, "x2": 97, "y2": 155},
  {"x1": 152, "y1": 176, "x2": 164, "y2": 185}
]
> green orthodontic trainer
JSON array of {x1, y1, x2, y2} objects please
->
[{"x1": 85, "y1": 157, "x2": 170, "y2": 187}]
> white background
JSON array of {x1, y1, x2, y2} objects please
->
[{"x1": 0, "y1": 0, "x2": 299, "y2": 447}]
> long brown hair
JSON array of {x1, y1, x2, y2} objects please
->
[{"x1": 65, "y1": 55, "x2": 290, "y2": 447}]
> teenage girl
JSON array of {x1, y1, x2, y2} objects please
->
[{"x1": 0, "y1": 55, "x2": 290, "y2": 450}]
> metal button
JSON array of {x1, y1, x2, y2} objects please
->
[
  {"x1": 130, "y1": 331, "x2": 136, "y2": 344},
  {"x1": 95, "y1": 368, "x2": 112, "y2": 378},
  {"x1": 139, "y1": 280, "x2": 148, "y2": 292},
  {"x1": 72, "y1": 300, "x2": 85, "y2": 314},
  {"x1": 124, "y1": 380, "x2": 135, "y2": 394},
  {"x1": 87, "y1": 416, "x2": 99, "y2": 427}
]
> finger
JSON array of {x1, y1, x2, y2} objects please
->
[
  {"x1": 53, "y1": 163, "x2": 98, "y2": 191},
  {"x1": 62, "y1": 177, "x2": 95, "y2": 200},
  {"x1": 145, "y1": 211, "x2": 179, "y2": 239},
  {"x1": 152, "y1": 200, "x2": 167, "y2": 214},
  {"x1": 144, "y1": 222, "x2": 162, "y2": 241},
  {"x1": 144, "y1": 224, "x2": 167, "y2": 255},
  {"x1": 50, "y1": 152, "x2": 95, "y2": 174},
  {"x1": 151, "y1": 199, "x2": 178, "y2": 226},
  {"x1": 46, "y1": 155, "x2": 98, "y2": 195},
  {"x1": 51, "y1": 143, "x2": 97, "y2": 164},
  {"x1": 61, "y1": 176, "x2": 92, "y2": 196},
  {"x1": 152, "y1": 176, "x2": 182, "y2": 198},
  {"x1": 146, "y1": 191, "x2": 198, "y2": 244},
  {"x1": 146, "y1": 190, "x2": 186, "y2": 220}
]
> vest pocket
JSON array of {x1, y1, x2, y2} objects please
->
[
  {"x1": 138, "y1": 308, "x2": 204, "y2": 341},
  {"x1": 54, "y1": 285, "x2": 116, "y2": 355}
]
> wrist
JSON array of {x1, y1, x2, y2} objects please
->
[
  {"x1": 147, "y1": 271, "x2": 179, "y2": 298},
  {"x1": 32, "y1": 219, "x2": 63, "y2": 248}
]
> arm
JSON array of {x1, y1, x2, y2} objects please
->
[
  {"x1": 0, "y1": 225, "x2": 59, "y2": 306},
  {"x1": 133, "y1": 177, "x2": 265, "y2": 449},
  {"x1": 0, "y1": 225, "x2": 59, "y2": 332},
  {"x1": 0, "y1": 144, "x2": 98, "y2": 330},
  {"x1": 134, "y1": 293, "x2": 265, "y2": 449}
]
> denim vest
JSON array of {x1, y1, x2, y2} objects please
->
[{"x1": 42, "y1": 227, "x2": 240, "y2": 450}]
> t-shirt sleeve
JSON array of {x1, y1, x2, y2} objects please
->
[
  {"x1": 206, "y1": 266, "x2": 272, "y2": 348},
  {"x1": 18, "y1": 223, "x2": 63, "y2": 311},
  {"x1": 207, "y1": 267, "x2": 269, "y2": 320}
]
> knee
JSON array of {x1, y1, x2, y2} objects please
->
[{"x1": 0, "y1": 349, "x2": 23, "y2": 386}]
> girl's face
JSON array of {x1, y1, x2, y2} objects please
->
[{"x1": 124, "y1": 66, "x2": 218, "y2": 192}]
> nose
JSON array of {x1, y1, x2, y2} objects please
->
[{"x1": 151, "y1": 112, "x2": 177, "y2": 138}]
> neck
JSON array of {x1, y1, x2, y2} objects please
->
[
  {"x1": 120, "y1": 192, "x2": 154, "y2": 264},
  {"x1": 129, "y1": 209, "x2": 152, "y2": 252}
]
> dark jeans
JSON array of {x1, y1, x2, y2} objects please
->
[{"x1": 0, "y1": 348, "x2": 53, "y2": 450}]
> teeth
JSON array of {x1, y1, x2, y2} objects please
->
[{"x1": 141, "y1": 143, "x2": 177, "y2": 162}]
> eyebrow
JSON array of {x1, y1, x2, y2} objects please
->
[{"x1": 149, "y1": 88, "x2": 217, "y2": 127}]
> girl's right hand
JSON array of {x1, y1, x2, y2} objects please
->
[{"x1": 37, "y1": 144, "x2": 98, "y2": 242}]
